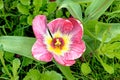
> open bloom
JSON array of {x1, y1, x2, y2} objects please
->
[{"x1": 32, "y1": 15, "x2": 85, "y2": 66}]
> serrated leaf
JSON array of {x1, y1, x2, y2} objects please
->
[
  {"x1": 17, "y1": 3, "x2": 29, "y2": 15},
  {"x1": 58, "y1": 0, "x2": 82, "y2": 21},
  {"x1": 41, "y1": 71, "x2": 62, "y2": 80},
  {"x1": 81, "y1": 63, "x2": 91, "y2": 75},
  {"x1": 47, "y1": 2, "x2": 57, "y2": 13},
  {"x1": 102, "y1": 63, "x2": 114, "y2": 74},
  {"x1": 100, "y1": 33, "x2": 120, "y2": 59},
  {"x1": 102, "y1": 40, "x2": 120, "y2": 59},
  {"x1": 56, "y1": 10, "x2": 63, "y2": 18},
  {"x1": 12, "y1": 58, "x2": 21, "y2": 80},
  {"x1": 84, "y1": 0, "x2": 114, "y2": 22},
  {"x1": 115, "y1": 52, "x2": 120, "y2": 60},
  {"x1": 0, "y1": 36, "x2": 35, "y2": 59},
  {"x1": 33, "y1": 0, "x2": 42, "y2": 7},
  {"x1": 4, "y1": 52, "x2": 14, "y2": 62},
  {"x1": 0, "y1": 0, "x2": 3, "y2": 9},
  {"x1": 20, "y1": 0, "x2": 30, "y2": 5},
  {"x1": 27, "y1": 15, "x2": 34, "y2": 25},
  {"x1": 33, "y1": 0, "x2": 42, "y2": 15},
  {"x1": 115, "y1": 63, "x2": 120, "y2": 69},
  {"x1": 22, "y1": 57, "x2": 33, "y2": 67},
  {"x1": 23, "y1": 69, "x2": 41, "y2": 80},
  {"x1": 20, "y1": 15, "x2": 27, "y2": 25}
]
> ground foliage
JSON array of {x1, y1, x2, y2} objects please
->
[{"x1": 0, "y1": 0, "x2": 120, "y2": 80}]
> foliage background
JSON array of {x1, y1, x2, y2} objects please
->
[{"x1": 0, "y1": 0, "x2": 120, "y2": 80}]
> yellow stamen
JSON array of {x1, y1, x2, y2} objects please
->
[
  {"x1": 44, "y1": 30, "x2": 71, "y2": 55},
  {"x1": 55, "y1": 39, "x2": 61, "y2": 46}
]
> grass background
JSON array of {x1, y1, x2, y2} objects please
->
[{"x1": 0, "y1": 0, "x2": 120, "y2": 80}]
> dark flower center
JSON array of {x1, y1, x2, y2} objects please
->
[{"x1": 51, "y1": 37, "x2": 64, "y2": 49}]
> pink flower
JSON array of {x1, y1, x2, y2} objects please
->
[{"x1": 32, "y1": 15, "x2": 86, "y2": 66}]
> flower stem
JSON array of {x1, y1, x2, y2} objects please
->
[{"x1": 54, "y1": 61, "x2": 76, "y2": 80}]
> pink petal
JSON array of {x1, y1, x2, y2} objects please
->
[
  {"x1": 32, "y1": 15, "x2": 47, "y2": 39},
  {"x1": 61, "y1": 20, "x2": 73, "y2": 34},
  {"x1": 69, "y1": 18, "x2": 83, "y2": 41},
  {"x1": 32, "y1": 39, "x2": 53, "y2": 62},
  {"x1": 47, "y1": 18, "x2": 73, "y2": 34},
  {"x1": 64, "y1": 40, "x2": 86, "y2": 60},
  {"x1": 53, "y1": 55, "x2": 75, "y2": 66}
]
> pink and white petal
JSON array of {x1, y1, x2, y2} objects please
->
[
  {"x1": 32, "y1": 15, "x2": 47, "y2": 39},
  {"x1": 69, "y1": 18, "x2": 83, "y2": 40},
  {"x1": 64, "y1": 40, "x2": 86, "y2": 60},
  {"x1": 32, "y1": 39, "x2": 53, "y2": 62},
  {"x1": 61, "y1": 20, "x2": 73, "y2": 34},
  {"x1": 53, "y1": 55, "x2": 75, "y2": 66},
  {"x1": 47, "y1": 18, "x2": 64, "y2": 33},
  {"x1": 47, "y1": 18, "x2": 73, "y2": 34}
]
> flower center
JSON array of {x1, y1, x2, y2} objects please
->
[
  {"x1": 51, "y1": 38, "x2": 64, "y2": 49},
  {"x1": 44, "y1": 30, "x2": 71, "y2": 55}
]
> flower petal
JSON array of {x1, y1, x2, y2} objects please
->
[
  {"x1": 47, "y1": 18, "x2": 73, "y2": 34},
  {"x1": 32, "y1": 39, "x2": 53, "y2": 62},
  {"x1": 64, "y1": 40, "x2": 86, "y2": 60},
  {"x1": 53, "y1": 55, "x2": 75, "y2": 66},
  {"x1": 69, "y1": 18, "x2": 83, "y2": 40},
  {"x1": 32, "y1": 15, "x2": 47, "y2": 39}
]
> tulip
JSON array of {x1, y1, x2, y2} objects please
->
[{"x1": 32, "y1": 15, "x2": 85, "y2": 66}]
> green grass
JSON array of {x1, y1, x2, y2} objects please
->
[{"x1": 0, "y1": 0, "x2": 120, "y2": 80}]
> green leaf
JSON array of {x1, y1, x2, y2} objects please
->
[
  {"x1": 0, "y1": 44, "x2": 4, "y2": 57},
  {"x1": 84, "y1": 22, "x2": 120, "y2": 44},
  {"x1": 96, "y1": 55, "x2": 114, "y2": 74},
  {"x1": 47, "y1": 2, "x2": 57, "y2": 14},
  {"x1": 101, "y1": 35, "x2": 120, "y2": 59},
  {"x1": 22, "y1": 57, "x2": 33, "y2": 67},
  {"x1": 17, "y1": 3, "x2": 29, "y2": 15},
  {"x1": 12, "y1": 58, "x2": 21, "y2": 80},
  {"x1": 0, "y1": 36, "x2": 35, "y2": 59},
  {"x1": 20, "y1": 0, "x2": 30, "y2": 5},
  {"x1": 20, "y1": 15, "x2": 27, "y2": 25},
  {"x1": 27, "y1": 15, "x2": 34, "y2": 25},
  {"x1": 41, "y1": 71, "x2": 63, "y2": 80},
  {"x1": 58, "y1": 0, "x2": 82, "y2": 22},
  {"x1": 115, "y1": 63, "x2": 120, "y2": 69},
  {"x1": 33, "y1": 0, "x2": 42, "y2": 15},
  {"x1": 0, "y1": 0, "x2": 3, "y2": 9},
  {"x1": 84, "y1": 0, "x2": 114, "y2": 22},
  {"x1": 81, "y1": 63, "x2": 91, "y2": 75},
  {"x1": 4, "y1": 52, "x2": 14, "y2": 62},
  {"x1": 84, "y1": 20, "x2": 98, "y2": 39},
  {"x1": 23, "y1": 69, "x2": 41, "y2": 80},
  {"x1": 33, "y1": 0, "x2": 42, "y2": 7},
  {"x1": 102, "y1": 63, "x2": 114, "y2": 74},
  {"x1": 115, "y1": 52, "x2": 120, "y2": 60},
  {"x1": 0, "y1": 45, "x2": 12, "y2": 78},
  {"x1": 73, "y1": 0, "x2": 92, "y2": 3},
  {"x1": 56, "y1": 10, "x2": 63, "y2": 18},
  {"x1": 56, "y1": 0, "x2": 63, "y2": 5},
  {"x1": 96, "y1": 23, "x2": 120, "y2": 42}
]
